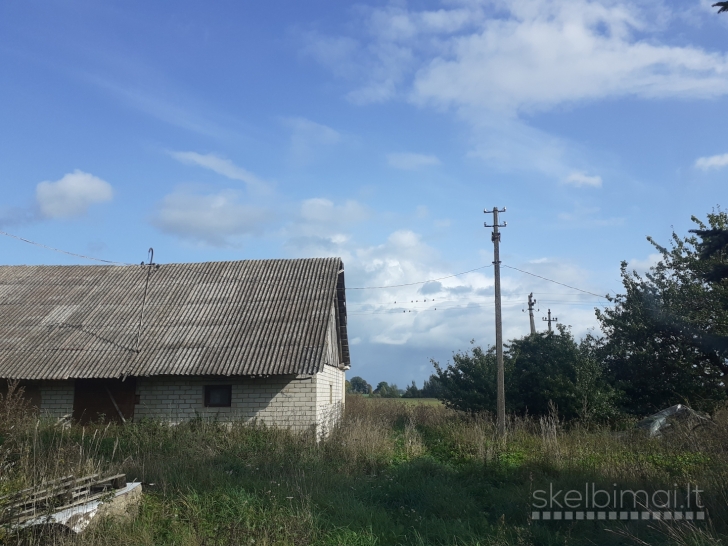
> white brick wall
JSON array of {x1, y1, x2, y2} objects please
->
[
  {"x1": 315, "y1": 364, "x2": 345, "y2": 437},
  {"x1": 34, "y1": 367, "x2": 346, "y2": 433},
  {"x1": 39, "y1": 380, "x2": 74, "y2": 418},
  {"x1": 134, "y1": 375, "x2": 319, "y2": 430},
  {"x1": 313, "y1": 301, "x2": 347, "y2": 437}
]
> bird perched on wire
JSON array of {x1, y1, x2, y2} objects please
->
[{"x1": 714, "y1": 2, "x2": 728, "y2": 13}]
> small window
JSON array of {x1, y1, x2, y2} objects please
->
[
  {"x1": 204, "y1": 385, "x2": 232, "y2": 407},
  {"x1": 329, "y1": 383, "x2": 333, "y2": 404}
]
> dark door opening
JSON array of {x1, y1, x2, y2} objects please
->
[
  {"x1": 0, "y1": 380, "x2": 41, "y2": 412},
  {"x1": 73, "y1": 378, "x2": 136, "y2": 424}
]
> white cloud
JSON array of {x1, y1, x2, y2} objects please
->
[
  {"x1": 306, "y1": 0, "x2": 728, "y2": 179},
  {"x1": 281, "y1": 117, "x2": 341, "y2": 165},
  {"x1": 387, "y1": 152, "x2": 441, "y2": 170},
  {"x1": 168, "y1": 151, "x2": 269, "y2": 193},
  {"x1": 151, "y1": 187, "x2": 269, "y2": 246},
  {"x1": 564, "y1": 171, "x2": 602, "y2": 187},
  {"x1": 308, "y1": 1, "x2": 728, "y2": 114},
  {"x1": 409, "y1": 1, "x2": 728, "y2": 115},
  {"x1": 695, "y1": 153, "x2": 728, "y2": 171},
  {"x1": 36, "y1": 170, "x2": 113, "y2": 219}
]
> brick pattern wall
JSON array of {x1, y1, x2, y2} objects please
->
[
  {"x1": 313, "y1": 301, "x2": 347, "y2": 436},
  {"x1": 315, "y1": 364, "x2": 345, "y2": 437},
  {"x1": 133, "y1": 375, "x2": 318, "y2": 429},
  {"x1": 39, "y1": 380, "x2": 74, "y2": 418}
]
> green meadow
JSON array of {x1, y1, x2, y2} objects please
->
[{"x1": 2, "y1": 395, "x2": 727, "y2": 546}]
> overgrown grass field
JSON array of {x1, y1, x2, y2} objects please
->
[
  {"x1": 371, "y1": 397, "x2": 443, "y2": 406},
  {"x1": 1, "y1": 393, "x2": 727, "y2": 545}
]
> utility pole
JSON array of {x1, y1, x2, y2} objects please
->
[
  {"x1": 542, "y1": 308, "x2": 558, "y2": 332},
  {"x1": 484, "y1": 206, "x2": 506, "y2": 437},
  {"x1": 526, "y1": 293, "x2": 536, "y2": 335}
]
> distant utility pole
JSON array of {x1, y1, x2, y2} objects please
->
[
  {"x1": 527, "y1": 293, "x2": 537, "y2": 335},
  {"x1": 484, "y1": 206, "x2": 506, "y2": 437},
  {"x1": 542, "y1": 308, "x2": 558, "y2": 332}
]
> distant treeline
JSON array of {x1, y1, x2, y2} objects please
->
[{"x1": 346, "y1": 376, "x2": 444, "y2": 399}]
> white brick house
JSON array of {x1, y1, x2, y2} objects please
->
[{"x1": 0, "y1": 258, "x2": 350, "y2": 434}]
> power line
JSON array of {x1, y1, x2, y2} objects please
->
[
  {"x1": 346, "y1": 297, "x2": 604, "y2": 309},
  {"x1": 347, "y1": 264, "x2": 493, "y2": 290},
  {"x1": 501, "y1": 264, "x2": 608, "y2": 299},
  {"x1": 0, "y1": 230, "x2": 133, "y2": 266},
  {"x1": 347, "y1": 301, "x2": 606, "y2": 316},
  {"x1": 345, "y1": 290, "x2": 606, "y2": 307},
  {"x1": 0, "y1": 229, "x2": 613, "y2": 301}
]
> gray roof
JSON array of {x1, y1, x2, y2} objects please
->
[{"x1": 0, "y1": 258, "x2": 349, "y2": 380}]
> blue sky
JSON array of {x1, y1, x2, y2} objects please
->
[{"x1": 1, "y1": 0, "x2": 727, "y2": 387}]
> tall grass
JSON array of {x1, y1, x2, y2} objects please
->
[{"x1": 0, "y1": 393, "x2": 726, "y2": 545}]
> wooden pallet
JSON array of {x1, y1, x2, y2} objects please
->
[{"x1": 0, "y1": 473, "x2": 126, "y2": 525}]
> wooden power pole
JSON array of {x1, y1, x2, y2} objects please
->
[
  {"x1": 484, "y1": 206, "x2": 506, "y2": 437},
  {"x1": 542, "y1": 308, "x2": 558, "y2": 332}
]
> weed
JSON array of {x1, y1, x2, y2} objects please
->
[{"x1": 0, "y1": 396, "x2": 725, "y2": 545}]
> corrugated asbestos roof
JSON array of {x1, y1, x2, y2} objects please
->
[{"x1": 0, "y1": 258, "x2": 349, "y2": 380}]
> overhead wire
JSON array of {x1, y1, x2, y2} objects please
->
[
  {"x1": 501, "y1": 264, "x2": 609, "y2": 299},
  {"x1": 0, "y1": 229, "x2": 613, "y2": 304},
  {"x1": 346, "y1": 292, "x2": 605, "y2": 307},
  {"x1": 347, "y1": 299, "x2": 608, "y2": 316},
  {"x1": 0, "y1": 230, "x2": 134, "y2": 266},
  {"x1": 347, "y1": 263, "x2": 610, "y2": 300}
]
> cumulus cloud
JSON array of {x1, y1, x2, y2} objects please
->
[
  {"x1": 168, "y1": 151, "x2": 269, "y2": 193},
  {"x1": 306, "y1": 0, "x2": 728, "y2": 178},
  {"x1": 307, "y1": 1, "x2": 728, "y2": 113},
  {"x1": 695, "y1": 153, "x2": 728, "y2": 171},
  {"x1": 387, "y1": 152, "x2": 441, "y2": 170},
  {"x1": 35, "y1": 170, "x2": 113, "y2": 219},
  {"x1": 564, "y1": 171, "x2": 602, "y2": 187},
  {"x1": 410, "y1": 1, "x2": 728, "y2": 114},
  {"x1": 151, "y1": 187, "x2": 269, "y2": 246}
]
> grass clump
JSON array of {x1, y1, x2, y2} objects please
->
[{"x1": 0, "y1": 394, "x2": 726, "y2": 545}]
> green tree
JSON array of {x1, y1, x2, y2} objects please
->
[
  {"x1": 506, "y1": 326, "x2": 614, "y2": 421},
  {"x1": 373, "y1": 382, "x2": 401, "y2": 398},
  {"x1": 505, "y1": 327, "x2": 579, "y2": 418},
  {"x1": 402, "y1": 381, "x2": 421, "y2": 398},
  {"x1": 596, "y1": 210, "x2": 728, "y2": 414},
  {"x1": 433, "y1": 332, "x2": 615, "y2": 421},
  {"x1": 349, "y1": 376, "x2": 372, "y2": 395},
  {"x1": 422, "y1": 375, "x2": 445, "y2": 398},
  {"x1": 573, "y1": 333, "x2": 619, "y2": 423},
  {"x1": 432, "y1": 343, "x2": 500, "y2": 414}
]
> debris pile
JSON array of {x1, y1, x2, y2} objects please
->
[
  {"x1": 0, "y1": 473, "x2": 141, "y2": 534},
  {"x1": 636, "y1": 404, "x2": 712, "y2": 437}
]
